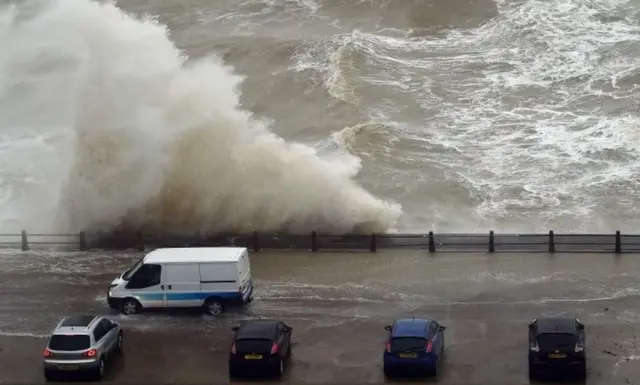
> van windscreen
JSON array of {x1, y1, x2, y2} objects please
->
[{"x1": 123, "y1": 257, "x2": 144, "y2": 280}]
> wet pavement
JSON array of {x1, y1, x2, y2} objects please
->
[{"x1": 1, "y1": 250, "x2": 640, "y2": 384}]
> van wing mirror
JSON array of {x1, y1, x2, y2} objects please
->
[
  {"x1": 384, "y1": 325, "x2": 392, "y2": 331},
  {"x1": 231, "y1": 326, "x2": 239, "y2": 332}
]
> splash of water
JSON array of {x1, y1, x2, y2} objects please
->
[{"x1": 0, "y1": 0, "x2": 402, "y2": 235}]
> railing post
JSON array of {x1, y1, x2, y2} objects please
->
[
  {"x1": 21, "y1": 230, "x2": 29, "y2": 251},
  {"x1": 548, "y1": 230, "x2": 555, "y2": 253},
  {"x1": 136, "y1": 231, "x2": 144, "y2": 252},
  {"x1": 253, "y1": 231, "x2": 260, "y2": 252},
  {"x1": 311, "y1": 231, "x2": 318, "y2": 252},
  {"x1": 615, "y1": 230, "x2": 621, "y2": 254},
  {"x1": 428, "y1": 231, "x2": 435, "y2": 252},
  {"x1": 488, "y1": 230, "x2": 495, "y2": 253},
  {"x1": 370, "y1": 233, "x2": 377, "y2": 252},
  {"x1": 79, "y1": 231, "x2": 88, "y2": 251}
]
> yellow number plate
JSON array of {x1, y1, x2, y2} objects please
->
[
  {"x1": 399, "y1": 353, "x2": 417, "y2": 358},
  {"x1": 244, "y1": 354, "x2": 263, "y2": 360},
  {"x1": 548, "y1": 353, "x2": 566, "y2": 359}
]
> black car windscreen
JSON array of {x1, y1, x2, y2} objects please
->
[
  {"x1": 49, "y1": 335, "x2": 91, "y2": 351},
  {"x1": 391, "y1": 337, "x2": 426, "y2": 351},
  {"x1": 235, "y1": 338, "x2": 273, "y2": 353},
  {"x1": 536, "y1": 333, "x2": 576, "y2": 350}
]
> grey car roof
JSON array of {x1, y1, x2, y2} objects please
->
[{"x1": 53, "y1": 315, "x2": 101, "y2": 334}]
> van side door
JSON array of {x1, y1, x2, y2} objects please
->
[
  {"x1": 124, "y1": 263, "x2": 164, "y2": 308},
  {"x1": 164, "y1": 263, "x2": 201, "y2": 308}
]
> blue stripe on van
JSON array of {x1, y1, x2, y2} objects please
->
[{"x1": 138, "y1": 292, "x2": 242, "y2": 301}]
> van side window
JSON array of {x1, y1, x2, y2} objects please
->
[{"x1": 126, "y1": 264, "x2": 161, "y2": 289}]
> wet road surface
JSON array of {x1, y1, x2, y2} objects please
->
[{"x1": 1, "y1": 250, "x2": 640, "y2": 384}]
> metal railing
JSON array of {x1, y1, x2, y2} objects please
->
[{"x1": 4, "y1": 230, "x2": 640, "y2": 253}]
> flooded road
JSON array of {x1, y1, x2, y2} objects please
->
[{"x1": 1, "y1": 250, "x2": 640, "y2": 384}]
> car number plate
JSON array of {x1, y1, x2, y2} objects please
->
[
  {"x1": 548, "y1": 353, "x2": 566, "y2": 359},
  {"x1": 244, "y1": 354, "x2": 262, "y2": 360},
  {"x1": 399, "y1": 353, "x2": 417, "y2": 358},
  {"x1": 57, "y1": 364, "x2": 79, "y2": 370}
]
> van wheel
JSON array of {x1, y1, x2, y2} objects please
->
[
  {"x1": 121, "y1": 298, "x2": 140, "y2": 315},
  {"x1": 204, "y1": 298, "x2": 224, "y2": 316}
]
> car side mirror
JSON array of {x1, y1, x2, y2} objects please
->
[
  {"x1": 285, "y1": 326, "x2": 292, "y2": 333},
  {"x1": 577, "y1": 323, "x2": 584, "y2": 330},
  {"x1": 384, "y1": 325, "x2": 391, "y2": 331},
  {"x1": 439, "y1": 326, "x2": 446, "y2": 332},
  {"x1": 232, "y1": 326, "x2": 239, "y2": 332}
]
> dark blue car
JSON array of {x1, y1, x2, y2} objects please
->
[{"x1": 383, "y1": 317, "x2": 446, "y2": 378}]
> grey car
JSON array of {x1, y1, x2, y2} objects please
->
[{"x1": 43, "y1": 315, "x2": 123, "y2": 381}]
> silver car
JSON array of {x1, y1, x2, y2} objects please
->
[{"x1": 43, "y1": 315, "x2": 123, "y2": 381}]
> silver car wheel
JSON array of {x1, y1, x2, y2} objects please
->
[{"x1": 99, "y1": 358, "x2": 105, "y2": 377}]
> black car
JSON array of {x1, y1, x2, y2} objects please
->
[
  {"x1": 228, "y1": 319, "x2": 293, "y2": 378},
  {"x1": 528, "y1": 316, "x2": 586, "y2": 381}
]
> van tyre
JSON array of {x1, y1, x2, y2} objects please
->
[
  {"x1": 204, "y1": 298, "x2": 224, "y2": 316},
  {"x1": 121, "y1": 298, "x2": 140, "y2": 315}
]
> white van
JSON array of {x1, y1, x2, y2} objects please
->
[{"x1": 106, "y1": 247, "x2": 253, "y2": 316}]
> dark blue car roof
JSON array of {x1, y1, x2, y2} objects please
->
[{"x1": 392, "y1": 318, "x2": 431, "y2": 337}]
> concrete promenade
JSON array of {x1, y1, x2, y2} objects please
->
[{"x1": 1, "y1": 250, "x2": 639, "y2": 384}]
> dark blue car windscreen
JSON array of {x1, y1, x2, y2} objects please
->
[{"x1": 391, "y1": 337, "x2": 426, "y2": 351}]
